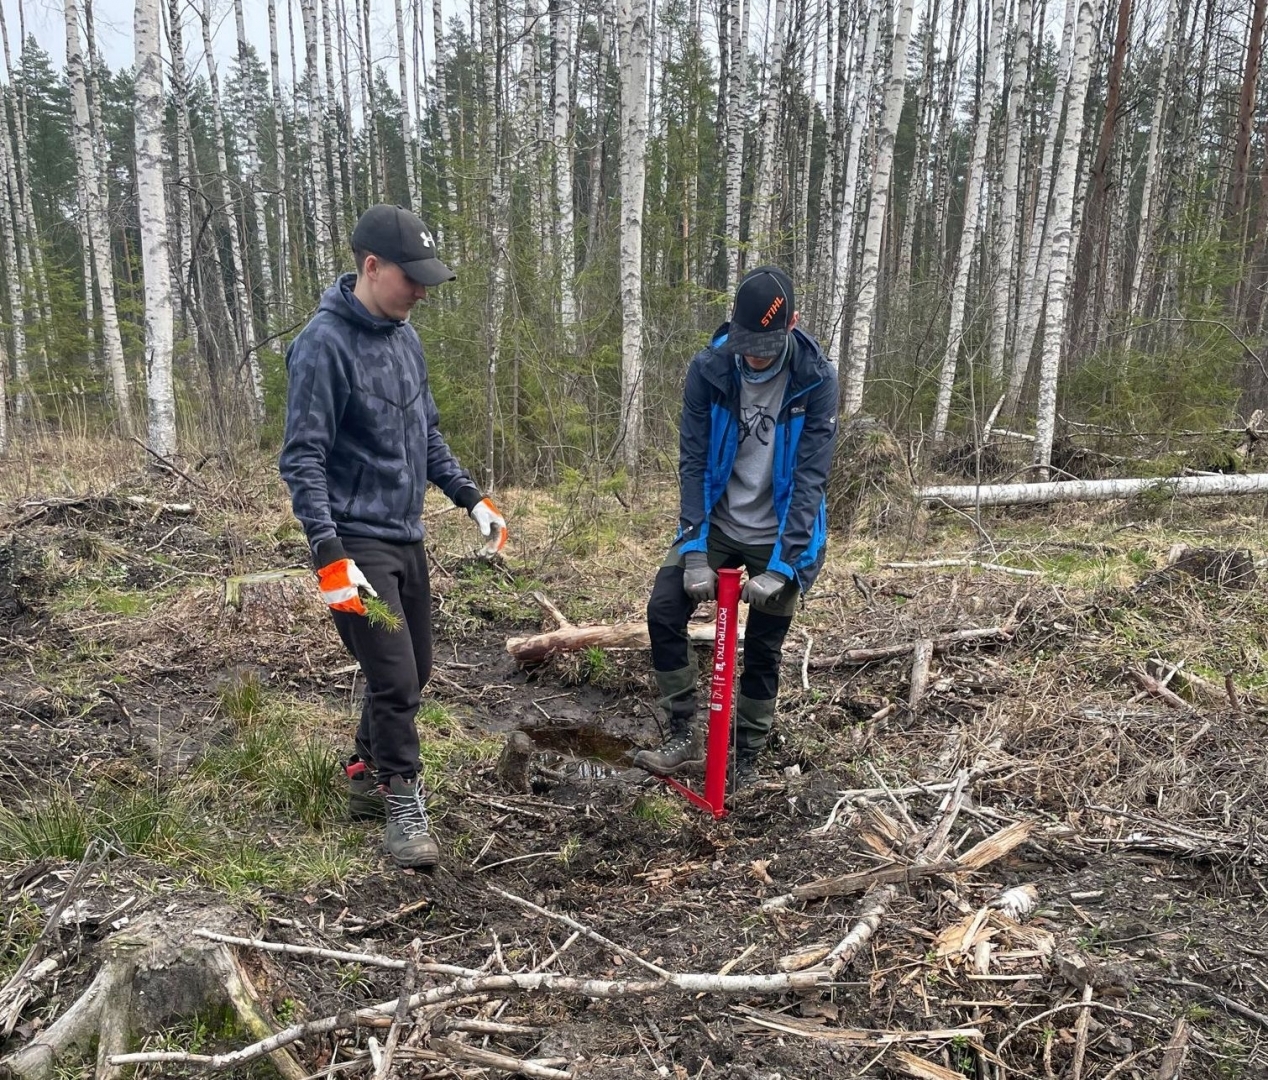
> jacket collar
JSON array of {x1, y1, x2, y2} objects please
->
[{"x1": 701, "y1": 325, "x2": 828, "y2": 396}]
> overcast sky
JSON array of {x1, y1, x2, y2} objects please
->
[{"x1": 0, "y1": 0, "x2": 432, "y2": 88}]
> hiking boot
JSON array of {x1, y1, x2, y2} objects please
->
[
  {"x1": 346, "y1": 755, "x2": 386, "y2": 821},
  {"x1": 383, "y1": 776, "x2": 439, "y2": 869},
  {"x1": 633, "y1": 725, "x2": 704, "y2": 776},
  {"x1": 732, "y1": 752, "x2": 761, "y2": 789}
]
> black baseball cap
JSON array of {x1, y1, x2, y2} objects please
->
[
  {"x1": 726, "y1": 266, "x2": 795, "y2": 359},
  {"x1": 351, "y1": 204, "x2": 456, "y2": 287}
]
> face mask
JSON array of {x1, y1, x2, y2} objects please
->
[{"x1": 737, "y1": 335, "x2": 790, "y2": 384}]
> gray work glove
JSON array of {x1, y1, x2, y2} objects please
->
[
  {"x1": 682, "y1": 551, "x2": 717, "y2": 603},
  {"x1": 742, "y1": 570, "x2": 789, "y2": 612}
]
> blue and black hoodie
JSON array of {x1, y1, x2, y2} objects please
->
[
  {"x1": 279, "y1": 274, "x2": 482, "y2": 567},
  {"x1": 674, "y1": 324, "x2": 839, "y2": 592}
]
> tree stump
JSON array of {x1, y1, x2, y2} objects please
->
[
  {"x1": 495, "y1": 731, "x2": 537, "y2": 793},
  {"x1": 0, "y1": 908, "x2": 304, "y2": 1080}
]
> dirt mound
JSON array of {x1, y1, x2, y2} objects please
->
[{"x1": 828, "y1": 416, "x2": 918, "y2": 537}]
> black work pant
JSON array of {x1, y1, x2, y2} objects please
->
[
  {"x1": 329, "y1": 536, "x2": 432, "y2": 783},
  {"x1": 646, "y1": 530, "x2": 795, "y2": 704}
]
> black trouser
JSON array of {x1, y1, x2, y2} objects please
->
[
  {"x1": 646, "y1": 530, "x2": 796, "y2": 705},
  {"x1": 329, "y1": 536, "x2": 432, "y2": 784}
]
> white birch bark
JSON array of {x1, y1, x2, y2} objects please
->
[
  {"x1": 199, "y1": 0, "x2": 263, "y2": 409},
  {"x1": 552, "y1": 0, "x2": 576, "y2": 329},
  {"x1": 750, "y1": 0, "x2": 787, "y2": 260},
  {"x1": 320, "y1": 0, "x2": 348, "y2": 237},
  {"x1": 723, "y1": 0, "x2": 748, "y2": 292},
  {"x1": 931, "y1": 0, "x2": 1006, "y2": 441},
  {"x1": 843, "y1": 0, "x2": 917, "y2": 416},
  {"x1": 235, "y1": 0, "x2": 274, "y2": 316},
  {"x1": 394, "y1": 0, "x2": 417, "y2": 205},
  {"x1": 0, "y1": 86, "x2": 27, "y2": 413},
  {"x1": 64, "y1": 0, "x2": 131, "y2": 429},
  {"x1": 300, "y1": 0, "x2": 334, "y2": 278},
  {"x1": 918, "y1": 472, "x2": 1268, "y2": 507},
  {"x1": 808, "y1": 0, "x2": 838, "y2": 321},
  {"x1": 268, "y1": 0, "x2": 292, "y2": 311},
  {"x1": 0, "y1": 4, "x2": 48, "y2": 381},
  {"x1": 1124, "y1": 0, "x2": 1177, "y2": 350},
  {"x1": 335, "y1": 0, "x2": 358, "y2": 222},
  {"x1": 618, "y1": 0, "x2": 650, "y2": 469},
  {"x1": 1033, "y1": 0, "x2": 1098, "y2": 475},
  {"x1": 433, "y1": 0, "x2": 458, "y2": 221},
  {"x1": 480, "y1": 0, "x2": 508, "y2": 488},
  {"x1": 134, "y1": 0, "x2": 176, "y2": 458},
  {"x1": 164, "y1": 0, "x2": 199, "y2": 353},
  {"x1": 827, "y1": 0, "x2": 881, "y2": 364},
  {"x1": 1005, "y1": 0, "x2": 1077, "y2": 411},
  {"x1": 990, "y1": 0, "x2": 1031, "y2": 375},
  {"x1": 796, "y1": 0, "x2": 822, "y2": 285},
  {"x1": 895, "y1": 0, "x2": 941, "y2": 304}
]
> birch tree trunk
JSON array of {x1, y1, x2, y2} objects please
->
[
  {"x1": 135, "y1": 0, "x2": 176, "y2": 457},
  {"x1": 200, "y1": 0, "x2": 263, "y2": 411},
  {"x1": 844, "y1": 0, "x2": 917, "y2": 416},
  {"x1": 931, "y1": 0, "x2": 1005, "y2": 442},
  {"x1": 1033, "y1": 0, "x2": 1098, "y2": 475},
  {"x1": 1123, "y1": 0, "x2": 1176, "y2": 349},
  {"x1": 0, "y1": 86, "x2": 27, "y2": 414},
  {"x1": 335, "y1": 0, "x2": 358, "y2": 224},
  {"x1": 1005, "y1": 0, "x2": 1077, "y2": 411},
  {"x1": 796, "y1": 0, "x2": 822, "y2": 286},
  {"x1": 750, "y1": 0, "x2": 787, "y2": 260},
  {"x1": 827, "y1": 1, "x2": 881, "y2": 364},
  {"x1": 0, "y1": 4, "x2": 48, "y2": 389},
  {"x1": 394, "y1": 0, "x2": 418, "y2": 205},
  {"x1": 618, "y1": 0, "x2": 650, "y2": 469},
  {"x1": 930, "y1": 0, "x2": 968, "y2": 275},
  {"x1": 723, "y1": 0, "x2": 748, "y2": 292},
  {"x1": 300, "y1": 0, "x2": 334, "y2": 280},
  {"x1": 64, "y1": 0, "x2": 131, "y2": 429},
  {"x1": 165, "y1": 0, "x2": 201, "y2": 354},
  {"x1": 480, "y1": 0, "x2": 508, "y2": 489},
  {"x1": 433, "y1": 0, "x2": 459, "y2": 225},
  {"x1": 234, "y1": 0, "x2": 273, "y2": 319},
  {"x1": 552, "y1": 0, "x2": 576, "y2": 330},
  {"x1": 268, "y1": 0, "x2": 292, "y2": 313},
  {"x1": 895, "y1": 0, "x2": 941, "y2": 304},
  {"x1": 990, "y1": 0, "x2": 1031, "y2": 375}
]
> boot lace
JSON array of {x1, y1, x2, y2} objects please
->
[{"x1": 386, "y1": 784, "x2": 431, "y2": 838}]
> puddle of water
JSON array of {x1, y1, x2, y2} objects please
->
[{"x1": 524, "y1": 724, "x2": 638, "y2": 780}]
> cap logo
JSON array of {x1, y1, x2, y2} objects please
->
[
  {"x1": 760, "y1": 295, "x2": 785, "y2": 328},
  {"x1": 419, "y1": 226, "x2": 434, "y2": 249}
]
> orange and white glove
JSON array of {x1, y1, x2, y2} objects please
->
[
  {"x1": 317, "y1": 558, "x2": 377, "y2": 615},
  {"x1": 469, "y1": 497, "x2": 508, "y2": 558}
]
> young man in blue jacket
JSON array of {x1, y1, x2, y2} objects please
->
[
  {"x1": 280, "y1": 204, "x2": 508, "y2": 869},
  {"x1": 634, "y1": 266, "x2": 838, "y2": 786}
]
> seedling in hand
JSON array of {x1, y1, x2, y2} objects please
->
[{"x1": 363, "y1": 593, "x2": 402, "y2": 631}]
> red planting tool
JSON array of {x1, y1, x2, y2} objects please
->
[{"x1": 660, "y1": 567, "x2": 741, "y2": 819}]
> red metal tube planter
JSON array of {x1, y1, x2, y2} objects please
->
[{"x1": 661, "y1": 567, "x2": 741, "y2": 819}]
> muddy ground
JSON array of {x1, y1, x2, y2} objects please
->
[{"x1": 1, "y1": 446, "x2": 1267, "y2": 1079}]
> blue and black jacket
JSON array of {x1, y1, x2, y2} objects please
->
[
  {"x1": 279, "y1": 274, "x2": 482, "y2": 567},
  {"x1": 675, "y1": 324, "x2": 838, "y2": 592}
]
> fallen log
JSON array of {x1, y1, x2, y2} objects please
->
[
  {"x1": 917, "y1": 471, "x2": 1268, "y2": 507},
  {"x1": 507, "y1": 620, "x2": 740, "y2": 664}
]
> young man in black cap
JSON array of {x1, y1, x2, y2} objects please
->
[
  {"x1": 280, "y1": 204, "x2": 508, "y2": 869},
  {"x1": 634, "y1": 266, "x2": 838, "y2": 785}
]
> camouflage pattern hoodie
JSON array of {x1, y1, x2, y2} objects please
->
[{"x1": 279, "y1": 273, "x2": 482, "y2": 567}]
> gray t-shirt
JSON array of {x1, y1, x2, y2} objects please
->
[{"x1": 710, "y1": 367, "x2": 789, "y2": 544}]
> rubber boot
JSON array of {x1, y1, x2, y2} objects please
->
[
  {"x1": 732, "y1": 694, "x2": 777, "y2": 787},
  {"x1": 633, "y1": 666, "x2": 703, "y2": 776}
]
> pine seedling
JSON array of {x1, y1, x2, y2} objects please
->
[{"x1": 363, "y1": 594, "x2": 402, "y2": 631}]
